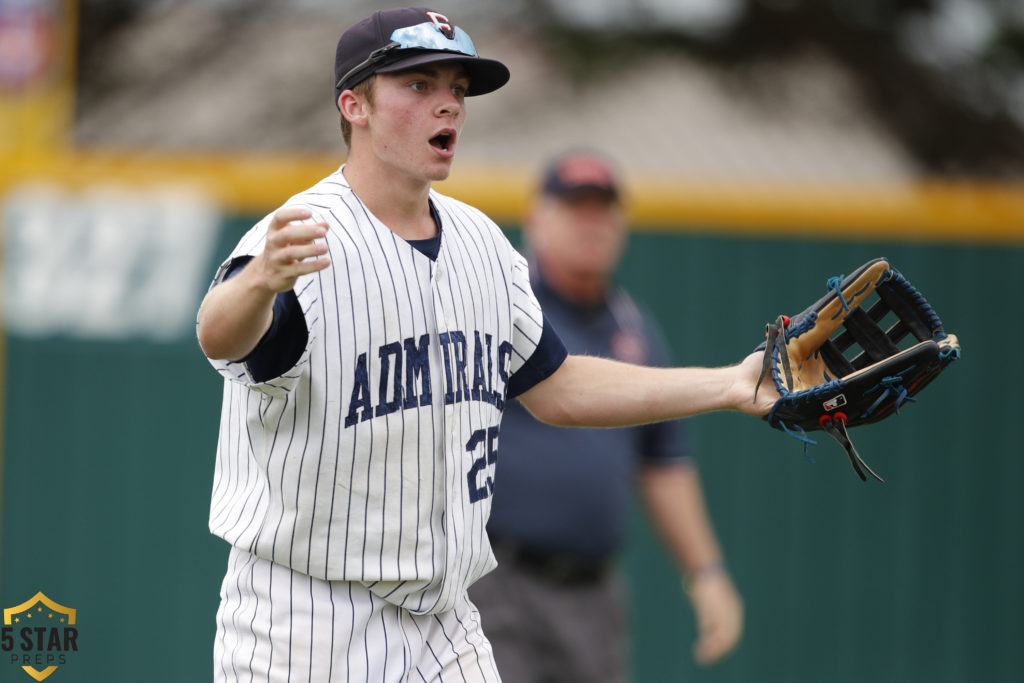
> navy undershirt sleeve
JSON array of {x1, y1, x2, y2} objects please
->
[
  {"x1": 506, "y1": 315, "x2": 568, "y2": 399},
  {"x1": 222, "y1": 256, "x2": 308, "y2": 383},
  {"x1": 224, "y1": 208, "x2": 445, "y2": 383}
]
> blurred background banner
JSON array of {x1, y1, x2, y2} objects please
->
[
  {"x1": 3, "y1": 183, "x2": 218, "y2": 340},
  {"x1": 1, "y1": 1, "x2": 1022, "y2": 681}
]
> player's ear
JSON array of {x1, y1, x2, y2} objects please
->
[{"x1": 339, "y1": 90, "x2": 369, "y2": 130}]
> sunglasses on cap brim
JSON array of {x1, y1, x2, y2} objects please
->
[{"x1": 336, "y1": 21, "x2": 479, "y2": 93}]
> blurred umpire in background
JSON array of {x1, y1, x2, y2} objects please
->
[{"x1": 468, "y1": 149, "x2": 744, "y2": 682}]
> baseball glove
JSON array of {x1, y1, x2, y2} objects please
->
[{"x1": 754, "y1": 257, "x2": 960, "y2": 481}]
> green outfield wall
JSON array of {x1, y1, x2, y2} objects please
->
[{"x1": 1, "y1": 215, "x2": 1020, "y2": 682}]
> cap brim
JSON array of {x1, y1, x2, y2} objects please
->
[
  {"x1": 547, "y1": 184, "x2": 620, "y2": 201},
  {"x1": 376, "y1": 52, "x2": 510, "y2": 96}
]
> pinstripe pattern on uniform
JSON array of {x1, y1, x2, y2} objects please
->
[
  {"x1": 214, "y1": 547, "x2": 501, "y2": 682},
  {"x1": 204, "y1": 166, "x2": 547, "y2": 619},
  {"x1": 324, "y1": 194, "x2": 433, "y2": 599},
  {"x1": 428, "y1": 198, "x2": 542, "y2": 612}
]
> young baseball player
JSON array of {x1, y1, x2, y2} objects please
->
[{"x1": 196, "y1": 7, "x2": 777, "y2": 682}]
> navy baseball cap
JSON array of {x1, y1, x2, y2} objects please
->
[
  {"x1": 541, "y1": 150, "x2": 621, "y2": 201},
  {"x1": 334, "y1": 7, "x2": 510, "y2": 105}
]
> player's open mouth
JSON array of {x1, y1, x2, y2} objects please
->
[{"x1": 430, "y1": 132, "x2": 455, "y2": 153}]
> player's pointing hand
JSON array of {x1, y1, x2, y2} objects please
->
[{"x1": 253, "y1": 207, "x2": 332, "y2": 293}]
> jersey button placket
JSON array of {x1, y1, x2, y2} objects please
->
[{"x1": 431, "y1": 258, "x2": 461, "y2": 597}]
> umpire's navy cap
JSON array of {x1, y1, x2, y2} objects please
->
[
  {"x1": 334, "y1": 7, "x2": 510, "y2": 106},
  {"x1": 541, "y1": 149, "x2": 622, "y2": 201}
]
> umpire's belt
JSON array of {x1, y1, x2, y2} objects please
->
[{"x1": 491, "y1": 537, "x2": 612, "y2": 585}]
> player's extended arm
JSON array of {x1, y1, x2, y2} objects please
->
[
  {"x1": 516, "y1": 351, "x2": 777, "y2": 428},
  {"x1": 197, "y1": 207, "x2": 331, "y2": 361},
  {"x1": 638, "y1": 462, "x2": 743, "y2": 666}
]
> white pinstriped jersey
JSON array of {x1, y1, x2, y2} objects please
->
[{"x1": 204, "y1": 166, "x2": 552, "y2": 616}]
